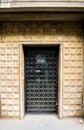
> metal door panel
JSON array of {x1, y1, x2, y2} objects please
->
[{"x1": 24, "y1": 47, "x2": 58, "y2": 113}]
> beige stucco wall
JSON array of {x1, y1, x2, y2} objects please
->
[{"x1": 0, "y1": 21, "x2": 84, "y2": 119}]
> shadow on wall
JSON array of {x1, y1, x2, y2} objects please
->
[{"x1": 82, "y1": 92, "x2": 84, "y2": 119}]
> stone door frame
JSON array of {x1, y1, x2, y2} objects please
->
[{"x1": 19, "y1": 42, "x2": 63, "y2": 119}]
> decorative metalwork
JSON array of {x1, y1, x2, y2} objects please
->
[{"x1": 24, "y1": 47, "x2": 58, "y2": 113}]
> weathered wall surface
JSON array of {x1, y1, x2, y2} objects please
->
[
  {"x1": 0, "y1": 22, "x2": 84, "y2": 118},
  {"x1": 11, "y1": 0, "x2": 84, "y2": 1},
  {"x1": 63, "y1": 42, "x2": 83, "y2": 116},
  {"x1": 0, "y1": 0, "x2": 84, "y2": 12}
]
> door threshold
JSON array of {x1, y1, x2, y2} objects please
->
[{"x1": 25, "y1": 113, "x2": 58, "y2": 117}]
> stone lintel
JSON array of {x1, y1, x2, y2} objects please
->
[{"x1": 0, "y1": 1, "x2": 84, "y2": 12}]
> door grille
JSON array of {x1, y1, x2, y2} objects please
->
[{"x1": 24, "y1": 47, "x2": 58, "y2": 113}]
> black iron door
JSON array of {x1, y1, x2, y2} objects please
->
[{"x1": 24, "y1": 47, "x2": 58, "y2": 114}]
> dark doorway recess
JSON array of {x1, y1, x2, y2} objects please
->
[{"x1": 24, "y1": 46, "x2": 59, "y2": 114}]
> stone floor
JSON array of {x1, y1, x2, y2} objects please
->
[{"x1": 0, "y1": 115, "x2": 84, "y2": 130}]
